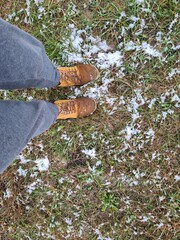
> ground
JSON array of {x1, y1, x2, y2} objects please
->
[{"x1": 0, "y1": 0, "x2": 179, "y2": 239}]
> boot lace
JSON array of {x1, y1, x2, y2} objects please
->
[
  {"x1": 58, "y1": 101, "x2": 76, "y2": 115},
  {"x1": 61, "y1": 69, "x2": 82, "y2": 84}
]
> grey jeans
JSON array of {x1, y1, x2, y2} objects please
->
[{"x1": 0, "y1": 18, "x2": 60, "y2": 173}]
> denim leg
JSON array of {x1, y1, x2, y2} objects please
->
[
  {"x1": 0, "y1": 18, "x2": 60, "y2": 89},
  {"x1": 0, "y1": 100, "x2": 58, "y2": 173}
]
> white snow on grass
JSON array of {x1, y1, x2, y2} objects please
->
[
  {"x1": 26, "y1": 179, "x2": 42, "y2": 194},
  {"x1": 156, "y1": 31, "x2": 163, "y2": 42},
  {"x1": 3, "y1": 188, "x2": 12, "y2": 199},
  {"x1": 70, "y1": 70, "x2": 115, "y2": 111},
  {"x1": 141, "y1": 42, "x2": 162, "y2": 58},
  {"x1": 174, "y1": 175, "x2": 180, "y2": 182},
  {"x1": 35, "y1": 157, "x2": 50, "y2": 171},
  {"x1": 69, "y1": 27, "x2": 84, "y2": 52},
  {"x1": 95, "y1": 228, "x2": 112, "y2": 240},
  {"x1": 127, "y1": 88, "x2": 146, "y2": 123},
  {"x1": 123, "y1": 125, "x2": 140, "y2": 141},
  {"x1": 125, "y1": 41, "x2": 162, "y2": 58},
  {"x1": 7, "y1": 12, "x2": 16, "y2": 21},
  {"x1": 17, "y1": 166, "x2": 28, "y2": 177},
  {"x1": 136, "y1": 0, "x2": 145, "y2": 4},
  {"x1": 148, "y1": 98, "x2": 157, "y2": 108},
  {"x1": 171, "y1": 94, "x2": 180, "y2": 108},
  {"x1": 34, "y1": 0, "x2": 44, "y2": 5},
  {"x1": 84, "y1": 76, "x2": 114, "y2": 101},
  {"x1": 0, "y1": 1, "x2": 179, "y2": 239},
  {"x1": 18, "y1": 154, "x2": 31, "y2": 164},
  {"x1": 168, "y1": 13, "x2": 179, "y2": 31},
  {"x1": 25, "y1": 0, "x2": 31, "y2": 17},
  {"x1": 63, "y1": 24, "x2": 123, "y2": 70},
  {"x1": 167, "y1": 68, "x2": 180, "y2": 79},
  {"x1": 172, "y1": 44, "x2": 180, "y2": 51},
  {"x1": 127, "y1": 16, "x2": 139, "y2": 30},
  {"x1": 146, "y1": 128, "x2": 155, "y2": 141},
  {"x1": 161, "y1": 110, "x2": 174, "y2": 121},
  {"x1": 24, "y1": 0, "x2": 45, "y2": 22},
  {"x1": 96, "y1": 160, "x2": 102, "y2": 166},
  {"x1": 81, "y1": 149, "x2": 96, "y2": 158},
  {"x1": 132, "y1": 168, "x2": 146, "y2": 179},
  {"x1": 61, "y1": 133, "x2": 71, "y2": 141},
  {"x1": 96, "y1": 51, "x2": 123, "y2": 69},
  {"x1": 124, "y1": 40, "x2": 139, "y2": 51}
]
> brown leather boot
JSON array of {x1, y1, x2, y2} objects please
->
[
  {"x1": 54, "y1": 97, "x2": 97, "y2": 119},
  {"x1": 57, "y1": 64, "x2": 99, "y2": 87}
]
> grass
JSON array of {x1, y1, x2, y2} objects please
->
[{"x1": 0, "y1": 0, "x2": 180, "y2": 239}]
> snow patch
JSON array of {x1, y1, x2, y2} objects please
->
[
  {"x1": 4, "y1": 188, "x2": 12, "y2": 199},
  {"x1": 174, "y1": 175, "x2": 180, "y2": 182},
  {"x1": 17, "y1": 166, "x2": 28, "y2": 177},
  {"x1": 82, "y1": 149, "x2": 96, "y2": 158},
  {"x1": 35, "y1": 157, "x2": 50, "y2": 171}
]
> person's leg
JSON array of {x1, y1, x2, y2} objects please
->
[
  {"x1": 0, "y1": 100, "x2": 58, "y2": 173},
  {"x1": 0, "y1": 18, "x2": 60, "y2": 89},
  {"x1": 0, "y1": 18, "x2": 99, "y2": 90},
  {"x1": 0, "y1": 97, "x2": 97, "y2": 174}
]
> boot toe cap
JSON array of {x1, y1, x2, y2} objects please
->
[{"x1": 77, "y1": 97, "x2": 97, "y2": 118}]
